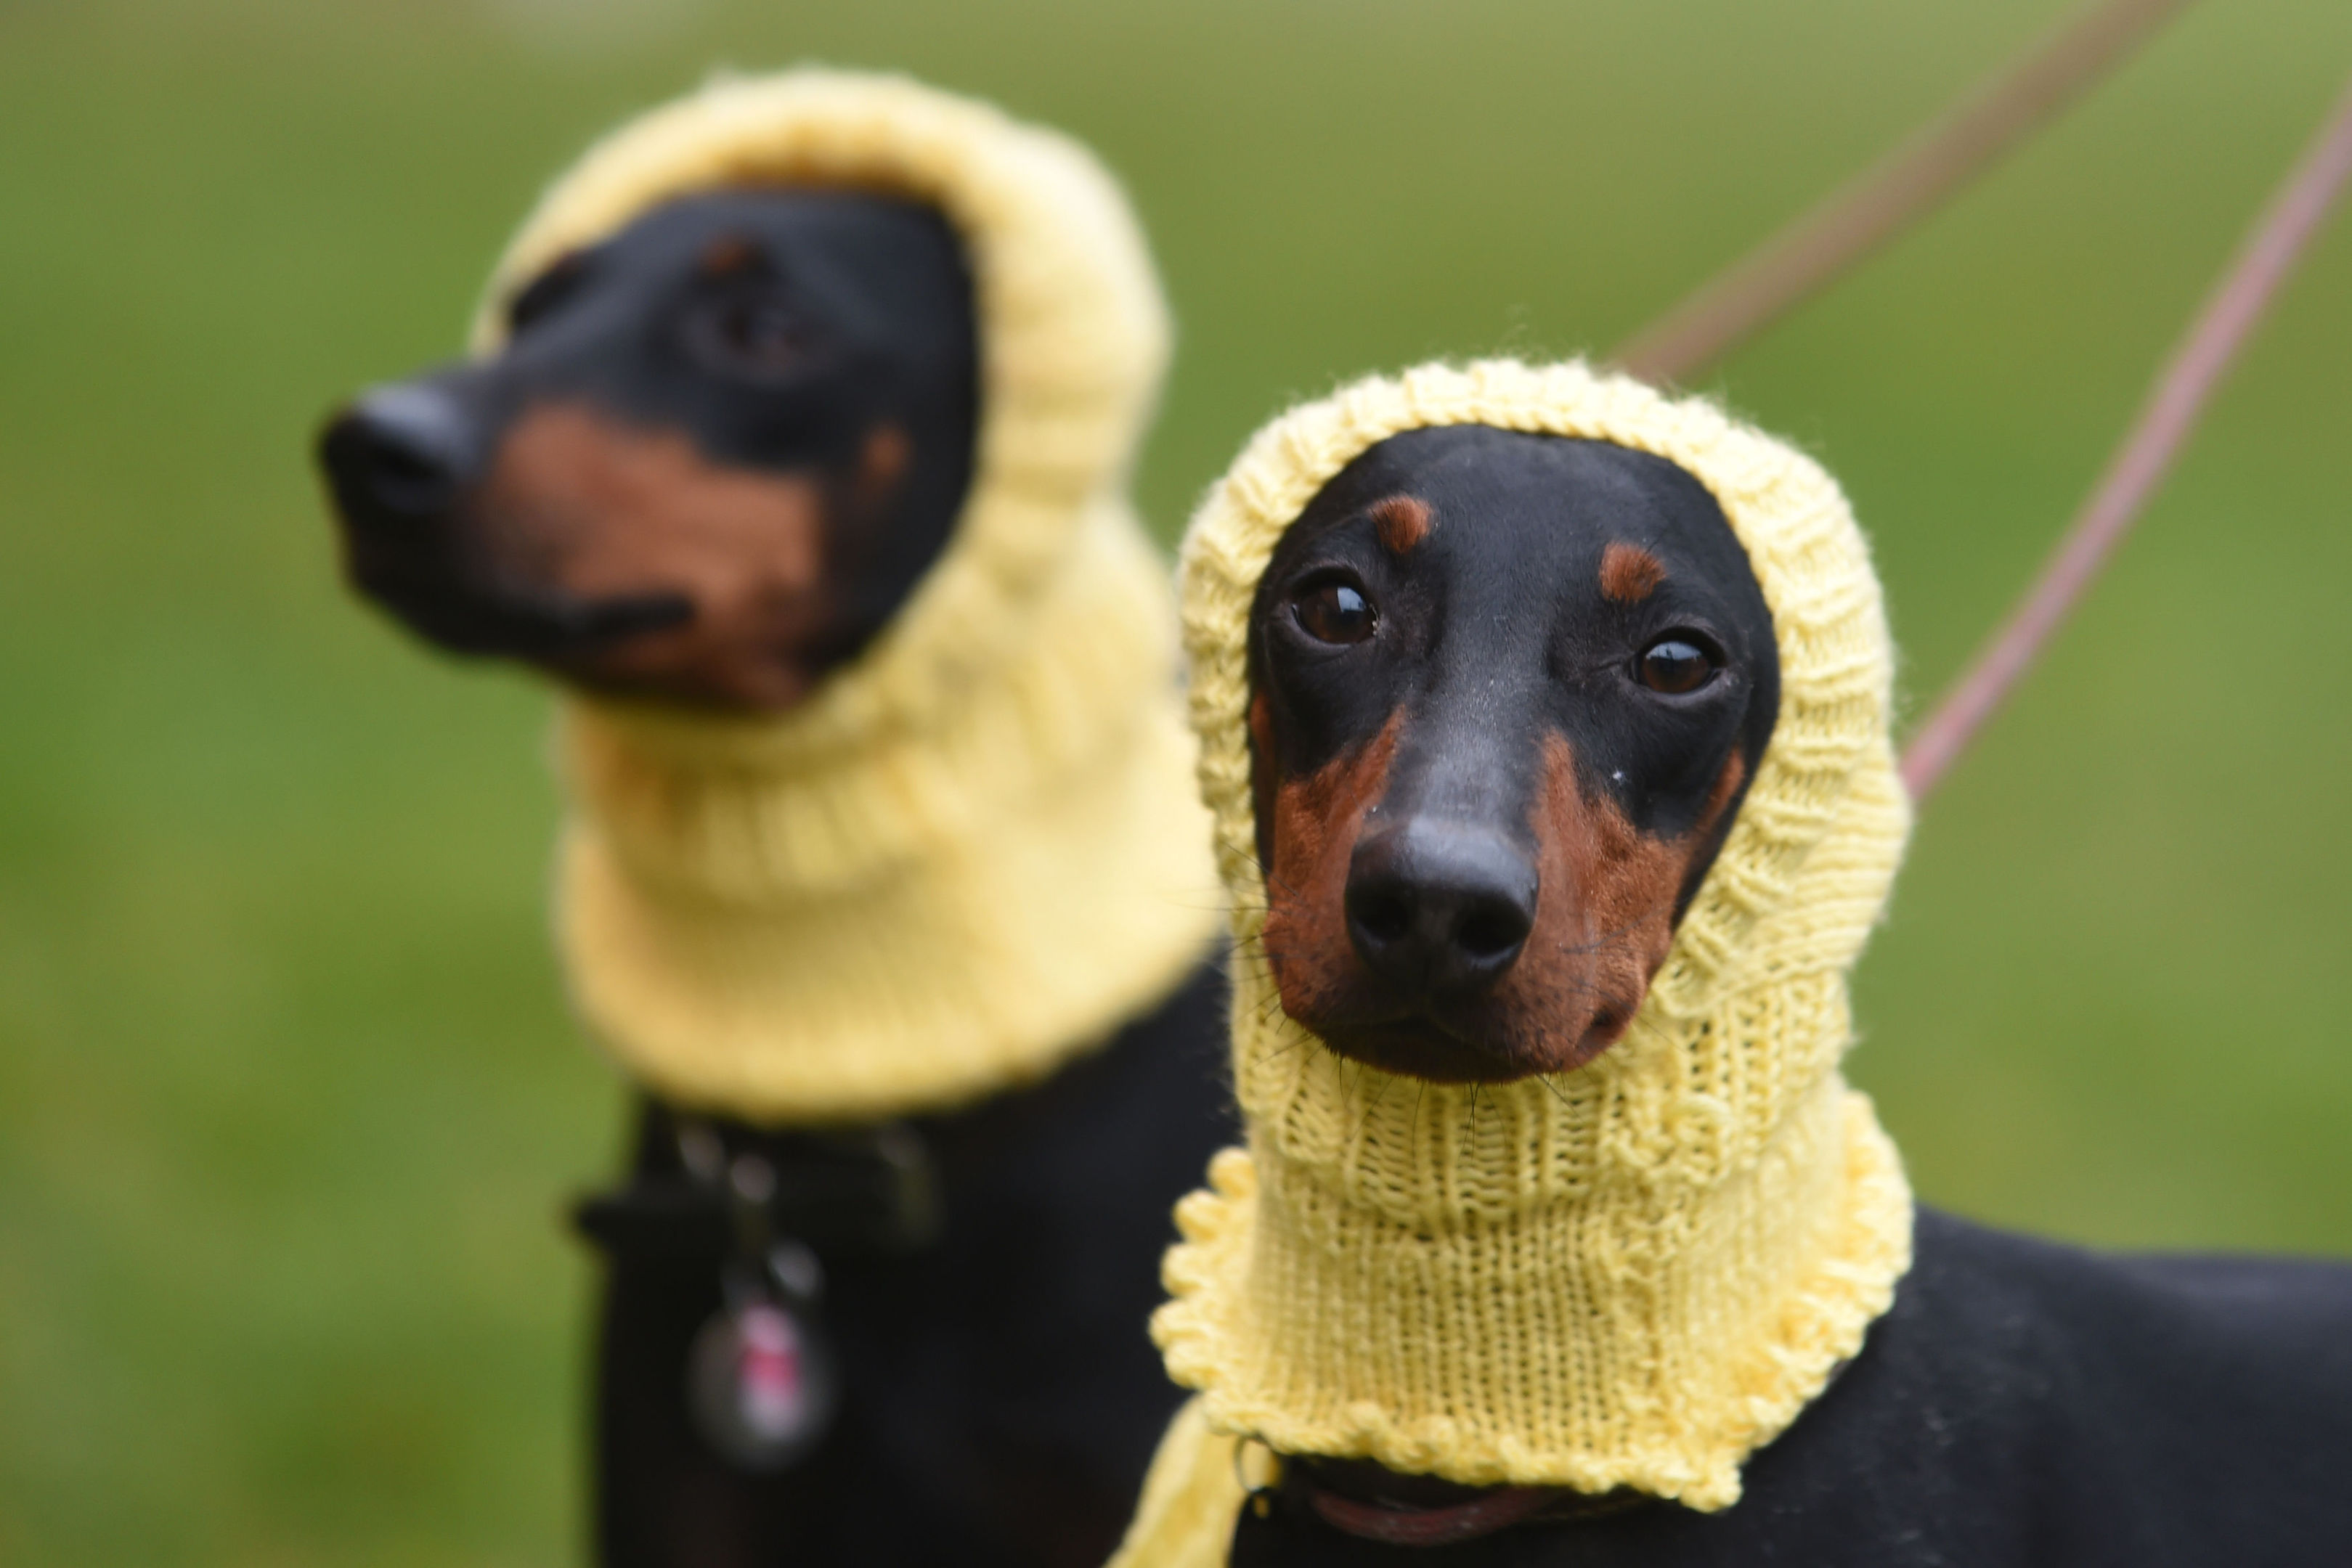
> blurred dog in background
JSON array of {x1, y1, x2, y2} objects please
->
[{"x1": 320, "y1": 74, "x2": 1228, "y2": 1568}]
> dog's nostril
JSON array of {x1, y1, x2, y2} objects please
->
[
  {"x1": 1345, "y1": 820, "x2": 1538, "y2": 995},
  {"x1": 320, "y1": 382, "x2": 481, "y2": 521},
  {"x1": 1354, "y1": 889, "x2": 1413, "y2": 946},
  {"x1": 356, "y1": 438, "x2": 449, "y2": 507},
  {"x1": 1455, "y1": 902, "x2": 1531, "y2": 961}
]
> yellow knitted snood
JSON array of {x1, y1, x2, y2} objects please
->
[
  {"x1": 471, "y1": 71, "x2": 1218, "y2": 1124},
  {"x1": 1112, "y1": 361, "x2": 1913, "y2": 1566}
]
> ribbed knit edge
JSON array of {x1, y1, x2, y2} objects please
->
[{"x1": 1152, "y1": 1092, "x2": 1911, "y2": 1510}]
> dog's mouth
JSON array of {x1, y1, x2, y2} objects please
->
[
  {"x1": 349, "y1": 550, "x2": 694, "y2": 661},
  {"x1": 1303, "y1": 992, "x2": 1637, "y2": 1085}
]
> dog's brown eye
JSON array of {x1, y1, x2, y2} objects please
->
[
  {"x1": 1638, "y1": 636, "x2": 1717, "y2": 694},
  {"x1": 1293, "y1": 579, "x2": 1377, "y2": 645},
  {"x1": 713, "y1": 297, "x2": 809, "y2": 366},
  {"x1": 690, "y1": 287, "x2": 815, "y2": 377}
]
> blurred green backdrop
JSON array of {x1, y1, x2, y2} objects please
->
[{"x1": 3, "y1": 0, "x2": 2348, "y2": 1561}]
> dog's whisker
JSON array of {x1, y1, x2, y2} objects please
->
[
  {"x1": 1232, "y1": 847, "x2": 1308, "y2": 903},
  {"x1": 1253, "y1": 1039, "x2": 1314, "y2": 1069},
  {"x1": 1553, "y1": 917, "x2": 1648, "y2": 957},
  {"x1": 1351, "y1": 1066, "x2": 1399, "y2": 1143}
]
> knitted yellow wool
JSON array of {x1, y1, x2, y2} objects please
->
[
  {"x1": 1113, "y1": 359, "x2": 1913, "y2": 1564},
  {"x1": 470, "y1": 70, "x2": 1218, "y2": 1123}
]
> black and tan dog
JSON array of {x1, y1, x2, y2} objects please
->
[
  {"x1": 324, "y1": 187, "x2": 977, "y2": 709},
  {"x1": 1112, "y1": 362, "x2": 2352, "y2": 1568},
  {"x1": 1242, "y1": 425, "x2": 1777, "y2": 1087},
  {"x1": 320, "y1": 75, "x2": 1227, "y2": 1568}
]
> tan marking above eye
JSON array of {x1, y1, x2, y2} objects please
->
[
  {"x1": 853, "y1": 424, "x2": 911, "y2": 512},
  {"x1": 1369, "y1": 494, "x2": 1432, "y2": 555},
  {"x1": 697, "y1": 234, "x2": 762, "y2": 277},
  {"x1": 1600, "y1": 541, "x2": 1667, "y2": 604}
]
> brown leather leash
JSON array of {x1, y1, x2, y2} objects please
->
[
  {"x1": 1609, "y1": 0, "x2": 2352, "y2": 803},
  {"x1": 1899, "y1": 68, "x2": 2352, "y2": 801},
  {"x1": 1614, "y1": 0, "x2": 2197, "y2": 385}
]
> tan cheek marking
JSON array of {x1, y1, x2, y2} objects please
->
[
  {"x1": 1261, "y1": 714, "x2": 1404, "y2": 1023},
  {"x1": 1248, "y1": 690, "x2": 1279, "y2": 872},
  {"x1": 1600, "y1": 542, "x2": 1667, "y2": 604},
  {"x1": 1369, "y1": 494, "x2": 1432, "y2": 555},
  {"x1": 484, "y1": 403, "x2": 827, "y2": 600},
  {"x1": 1499, "y1": 735, "x2": 1687, "y2": 1069},
  {"x1": 479, "y1": 402, "x2": 832, "y2": 703},
  {"x1": 1694, "y1": 748, "x2": 1747, "y2": 842}
]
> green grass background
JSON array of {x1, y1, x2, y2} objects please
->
[{"x1": 2, "y1": 0, "x2": 2348, "y2": 1561}]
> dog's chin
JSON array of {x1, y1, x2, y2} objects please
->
[
  {"x1": 360, "y1": 563, "x2": 866, "y2": 713},
  {"x1": 556, "y1": 645, "x2": 820, "y2": 714},
  {"x1": 1314, "y1": 1023, "x2": 1514, "y2": 1083},
  {"x1": 1303, "y1": 997, "x2": 1637, "y2": 1085},
  {"x1": 553, "y1": 608, "x2": 879, "y2": 714}
]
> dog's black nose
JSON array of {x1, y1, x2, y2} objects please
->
[
  {"x1": 1345, "y1": 820, "x2": 1537, "y2": 996},
  {"x1": 318, "y1": 383, "x2": 481, "y2": 520}
]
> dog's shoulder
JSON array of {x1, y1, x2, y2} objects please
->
[
  {"x1": 1714, "y1": 1206, "x2": 2352, "y2": 1566},
  {"x1": 1881, "y1": 1206, "x2": 2352, "y2": 1447},
  {"x1": 1240, "y1": 1210, "x2": 2352, "y2": 1566}
]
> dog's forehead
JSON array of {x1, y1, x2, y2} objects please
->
[
  {"x1": 1277, "y1": 426, "x2": 1746, "y2": 589},
  {"x1": 499, "y1": 184, "x2": 974, "y2": 371},
  {"x1": 589, "y1": 187, "x2": 957, "y2": 271}
]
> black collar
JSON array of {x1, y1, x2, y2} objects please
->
[{"x1": 576, "y1": 1106, "x2": 939, "y2": 1258}]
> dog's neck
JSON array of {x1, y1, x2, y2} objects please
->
[
  {"x1": 553, "y1": 497, "x2": 1217, "y2": 1124},
  {"x1": 1157, "y1": 935, "x2": 1912, "y2": 1501}
]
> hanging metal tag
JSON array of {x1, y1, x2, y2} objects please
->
[
  {"x1": 683, "y1": 1143, "x2": 842, "y2": 1471},
  {"x1": 686, "y1": 1246, "x2": 839, "y2": 1471}
]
